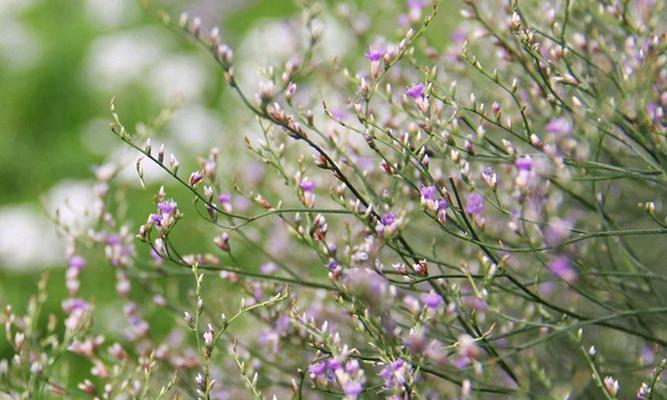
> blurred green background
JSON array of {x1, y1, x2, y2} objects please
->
[{"x1": 0, "y1": 0, "x2": 302, "y2": 365}]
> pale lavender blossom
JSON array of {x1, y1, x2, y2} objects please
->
[
  {"x1": 549, "y1": 256, "x2": 577, "y2": 283},
  {"x1": 465, "y1": 192, "x2": 485, "y2": 215},
  {"x1": 405, "y1": 83, "x2": 425, "y2": 99}
]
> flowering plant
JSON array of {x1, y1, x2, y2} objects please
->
[{"x1": 2, "y1": 0, "x2": 667, "y2": 399}]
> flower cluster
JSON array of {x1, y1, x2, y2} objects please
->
[{"x1": 3, "y1": 0, "x2": 667, "y2": 398}]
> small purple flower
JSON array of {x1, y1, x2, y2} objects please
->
[
  {"x1": 543, "y1": 218, "x2": 573, "y2": 246},
  {"x1": 308, "y1": 361, "x2": 327, "y2": 379},
  {"x1": 420, "y1": 185, "x2": 439, "y2": 211},
  {"x1": 68, "y1": 255, "x2": 85, "y2": 271},
  {"x1": 377, "y1": 212, "x2": 400, "y2": 237},
  {"x1": 150, "y1": 213, "x2": 162, "y2": 226},
  {"x1": 299, "y1": 180, "x2": 317, "y2": 192},
  {"x1": 465, "y1": 193, "x2": 485, "y2": 215},
  {"x1": 420, "y1": 185, "x2": 437, "y2": 201},
  {"x1": 461, "y1": 288, "x2": 488, "y2": 312},
  {"x1": 420, "y1": 291, "x2": 443, "y2": 310},
  {"x1": 189, "y1": 171, "x2": 203, "y2": 187},
  {"x1": 258, "y1": 330, "x2": 280, "y2": 353},
  {"x1": 218, "y1": 193, "x2": 232, "y2": 204},
  {"x1": 379, "y1": 359, "x2": 412, "y2": 391},
  {"x1": 454, "y1": 356, "x2": 471, "y2": 368},
  {"x1": 327, "y1": 358, "x2": 342, "y2": 371},
  {"x1": 326, "y1": 259, "x2": 339, "y2": 271},
  {"x1": 378, "y1": 364, "x2": 392, "y2": 381},
  {"x1": 158, "y1": 201, "x2": 176, "y2": 214},
  {"x1": 381, "y1": 212, "x2": 397, "y2": 226},
  {"x1": 549, "y1": 256, "x2": 577, "y2": 283},
  {"x1": 405, "y1": 83, "x2": 425, "y2": 99},
  {"x1": 545, "y1": 117, "x2": 572, "y2": 137},
  {"x1": 106, "y1": 234, "x2": 120, "y2": 245},
  {"x1": 515, "y1": 156, "x2": 533, "y2": 171},
  {"x1": 342, "y1": 381, "x2": 363, "y2": 397},
  {"x1": 218, "y1": 193, "x2": 233, "y2": 212},
  {"x1": 408, "y1": 0, "x2": 428, "y2": 10},
  {"x1": 345, "y1": 360, "x2": 360, "y2": 375},
  {"x1": 62, "y1": 298, "x2": 89, "y2": 314},
  {"x1": 260, "y1": 262, "x2": 278, "y2": 274},
  {"x1": 330, "y1": 107, "x2": 346, "y2": 120},
  {"x1": 482, "y1": 166, "x2": 497, "y2": 189},
  {"x1": 436, "y1": 199, "x2": 449, "y2": 224},
  {"x1": 365, "y1": 46, "x2": 385, "y2": 62}
]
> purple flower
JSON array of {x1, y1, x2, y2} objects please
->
[
  {"x1": 545, "y1": 117, "x2": 572, "y2": 137},
  {"x1": 299, "y1": 180, "x2": 317, "y2": 192},
  {"x1": 482, "y1": 166, "x2": 498, "y2": 189},
  {"x1": 258, "y1": 330, "x2": 280, "y2": 353},
  {"x1": 549, "y1": 256, "x2": 577, "y2": 283},
  {"x1": 62, "y1": 298, "x2": 89, "y2": 314},
  {"x1": 420, "y1": 185, "x2": 439, "y2": 211},
  {"x1": 379, "y1": 359, "x2": 412, "y2": 391},
  {"x1": 260, "y1": 262, "x2": 278, "y2": 274},
  {"x1": 461, "y1": 288, "x2": 488, "y2": 312},
  {"x1": 405, "y1": 83, "x2": 425, "y2": 99},
  {"x1": 218, "y1": 193, "x2": 232, "y2": 204},
  {"x1": 68, "y1": 255, "x2": 85, "y2": 271},
  {"x1": 189, "y1": 171, "x2": 203, "y2": 187},
  {"x1": 420, "y1": 291, "x2": 443, "y2": 310},
  {"x1": 218, "y1": 193, "x2": 233, "y2": 212},
  {"x1": 158, "y1": 201, "x2": 176, "y2": 214},
  {"x1": 150, "y1": 213, "x2": 162, "y2": 226},
  {"x1": 436, "y1": 199, "x2": 449, "y2": 224},
  {"x1": 515, "y1": 156, "x2": 533, "y2": 171},
  {"x1": 408, "y1": 0, "x2": 428, "y2": 10},
  {"x1": 342, "y1": 381, "x2": 363, "y2": 397},
  {"x1": 365, "y1": 46, "x2": 385, "y2": 62},
  {"x1": 308, "y1": 361, "x2": 327, "y2": 379},
  {"x1": 420, "y1": 185, "x2": 437, "y2": 201},
  {"x1": 377, "y1": 212, "x2": 400, "y2": 237},
  {"x1": 454, "y1": 356, "x2": 471, "y2": 368},
  {"x1": 345, "y1": 360, "x2": 360, "y2": 374},
  {"x1": 543, "y1": 218, "x2": 573, "y2": 246},
  {"x1": 326, "y1": 259, "x2": 339, "y2": 271},
  {"x1": 451, "y1": 27, "x2": 467, "y2": 44},
  {"x1": 330, "y1": 107, "x2": 346, "y2": 120},
  {"x1": 381, "y1": 212, "x2": 397, "y2": 226},
  {"x1": 465, "y1": 193, "x2": 485, "y2": 215},
  {"x1": 327, "y1": 358, "x2": 342, "y2": 371},
  {"x1": 106, "y1": 234, "x2": 120, "y2": 245}
]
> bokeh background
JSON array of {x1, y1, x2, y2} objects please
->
[{"x1": 0, "y1": 0, "x2": 309, "y2": 367}]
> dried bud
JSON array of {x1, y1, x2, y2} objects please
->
[
  {"x1": 169, "y1": 154, "x2": 180, "y2": 174},
  {"x1": 190, "y1": 17, "x2": 202, "y2": 36},
  {"x1": 214, "y1": 233, "x2": 230, "y2": 252},
  {"x1": 189, "y1": 171, "x2": 204, "y2": 187}
]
